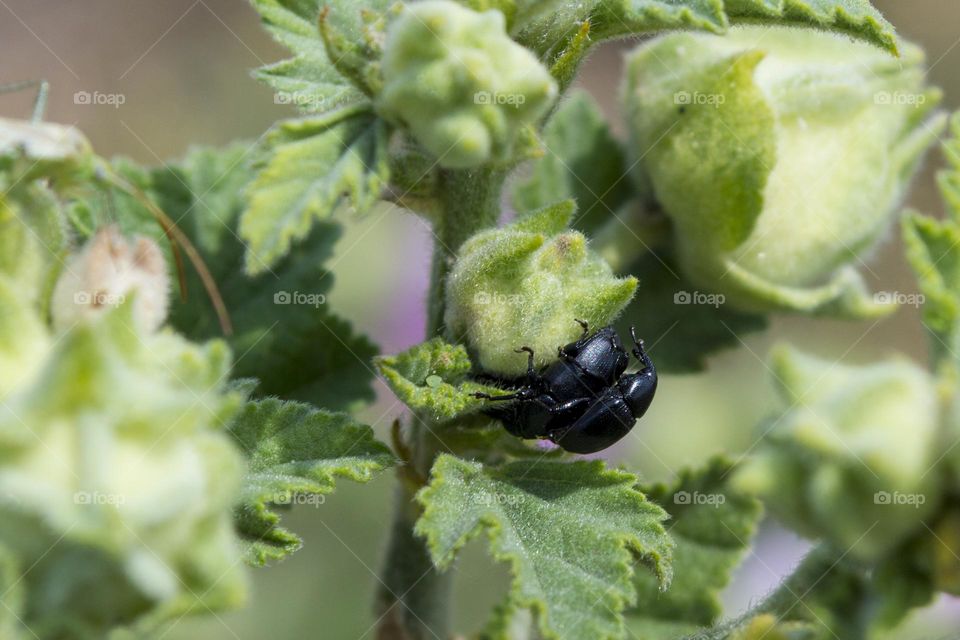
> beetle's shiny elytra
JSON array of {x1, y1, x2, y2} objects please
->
[{"x1": 474, "y1": 321, "x2": 657, "y2": 454}]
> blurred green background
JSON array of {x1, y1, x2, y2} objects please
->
[{"x1": 2, "y1": 1, "x2": 959, "y2": 638}]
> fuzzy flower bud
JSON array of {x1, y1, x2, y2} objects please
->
[
  {"x1": 377, "y1": 0, "x2": 557, "y2": 169},
  {"x1": 733, "y1": 346, "x2": 942, "y2": 562},
  {"x1": 623, "y1": 27, "x2": 945, "y2": 317},
  {"x1": 51, "y1": 226, "x2": 170, "y2": 335},
  {"x1": 444, "y1": 201, "x2": 637, "y2": 376},
  {"x1": 0, "y1": 304, "x2": 247, "y2": 636}
]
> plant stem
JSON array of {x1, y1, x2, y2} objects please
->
[
  {"x1": 692, "y1": 544, "x2": 870, "y2": 640},
  {"x1": 426, "y1": 168, "x2": 506, "y2": 336},
  {"x1": 376, "y1": 167, "x2": 505, "y2": 640},
  {"x1": 376, "y1": 486, "x2": 453, "y2": 640}
]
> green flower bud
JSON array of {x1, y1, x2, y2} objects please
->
[
  {"x1": 733, "y1": 346, "x2": 941, "y2": 562},
  {"x1": 444, "y1": 201, "x2": 637, "y2": 376},
  {"x1": 0, "y1": 277, "x2": 48, "y2": 399},
  {"x1": 623, "y1": 27, "x2": 946, "y2": 317},
  {"x1": 377, "y1": 0, "x2": 557, "y2": 169},
  {"x1": 0, "y1": 184, "x2": 63, "y2": 397},
  {"x1": 0, "y1": 305, "x2": 247, "y2": 636}
]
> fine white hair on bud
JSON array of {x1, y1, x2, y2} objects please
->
[
  {"x1": 51, "y1": 225, "x2": 170, "y2": 334},
  {"x1": 623, "y1": 26, "x2": 946, "y2": 318}
]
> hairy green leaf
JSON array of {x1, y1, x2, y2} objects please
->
[
  {"x1": 517, "y1": 0, "x2": 726, "y2": 61},
  {"x1": 517, "y1": 0, "x2": 896, "y2": 86},
  {"x1": 627, "y1": 458, "x2": 762, "y2": 638},
  {"x1": 167, "y1": 146, "x2": 379, "y2": 410},
  {"x1": 231, "y1": 398, "x2": 395, "y2": 565},
  {"x1": 250, "y1": 0, "x2": 390, "y2": 112},
  {"x1": 80, "y1": 145, "x2": 379, "y2": 411},
  {"x1": 616, "y1": 250, "x2": 767, "y2": 373},
  {"x1": 239, "y1": 105, "x2": 390, "y2": 273},
  {"x1": 723, "y1": 0, "x2": 898, "y2": 53},
  {"x1": 374, "y1": 338, "x2": 507, "y2": 422},
  {"x1": 416, "y1": 454, "x2": 673, "y2": 640},
  {"x1": 514, "y1": 90, "x2": 633, "y2": 235},
  {"x1": 375, "y1": 338, "x2": 503, "y2": 422},
  {"x1": 904, "y1": 113, "x2": 960, "y2": 360}
]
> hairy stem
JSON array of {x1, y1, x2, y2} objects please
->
[
  {"x1": 426, "y1": 168, "x2": 507, "y2": 336},
  {"x1": 376, "y1": 486, "x2": 453, "y2": 640},
  {"x1": 692, "y1": 544, "x2": 870, "y2": 640},
  {"x1": 377, "y1": 167, "x2": 505, "y2": 640}
]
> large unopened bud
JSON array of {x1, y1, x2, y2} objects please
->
[
  {"x1": 623, "y1": 27, "x2": 945, "y2": 317},
  {"x1": 734, "y1": 346, "x2": 942, "y2": 562}
]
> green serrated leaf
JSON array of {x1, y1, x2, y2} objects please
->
[
  {"x1": 375, "y1": 338, "x2": 503, "y2": 422},
  {"x1": 627, "y1": 458, "x2": 762, "y2": 639},
  {"x1": 77, "y1": 145, "x2": 379, "y2": 412},
  {"x1": 239, "y1": 105, "x2": 390, "y2": 273},
  {"x1": 517, "y1": 0, "x2": 896, "y2": 89},
  {"x1": 231, "y1": 398, "x2": 395, "y2": 565},
  {"x1": 904, "y1": 113, "x2": 960, "y2": 360},
  {"x1": 616, "y1": 250, "x2": 767, "y2": 373},
  {"x1": 250, "y1": 0, "x2": 390, "y2": 112},
  {"x1": 161, "y1": 146, "x2": 379, "y2": 410},
  {"x1": 724, "y1": 0, "x2": 898, "y2": 54},
  {"x1": 416, "y1": 454, "x2": 673, "y2": 640},
  {"x1": 514, "y1": 90, "x2": 633, "y2": 235},
  {"x1": 517, "y1": 0, "x2": 727, "y2": 63},
  {"x1": 903, "y1": 212, "x2": 960, "y2": 337}
]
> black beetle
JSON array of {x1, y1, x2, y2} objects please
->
[{"x1": 474, "y1": 322, "x2": 657, "y2": 454}]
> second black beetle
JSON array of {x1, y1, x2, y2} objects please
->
[{"x1": 474, "y1": 321, "x2": 657, "y2": 454}]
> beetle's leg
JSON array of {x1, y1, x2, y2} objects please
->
[
  {"x1": 630, "y1": 327, "x2": 654, "y2": 372},
  {"x1": 473, "y1": 391, "x2": 521, "y2": 401},
  {"x1": 515, "y1": 346, "x2": 538, "y2": 380},
  {"x1": 559, "y1": 318, "x2": 591, "y2": 360},
  {"x1": 549, "y1": 397, "x2": 592, "y2": 423},
  {"x1": 474, "y1": 385, "x2": 537, "y2": 402},
  {"x1": 574, "y1": 318, "x2": 589, "y2": 336}
]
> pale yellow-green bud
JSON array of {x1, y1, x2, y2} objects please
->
[
  {"x1": 623, "y1": 27, "x2": 945, "y2": 317},
  {"x1": 733, "y1": 346, "x2": 942, "y2": 562},
  {"x1": 444, "y1": 201, "x2": 636, "y2": 376},
  {"x1": 377, "y1": 1, "x2": 557, "y2": 169}
]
